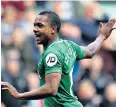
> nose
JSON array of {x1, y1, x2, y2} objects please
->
[{"x1": 33, "y1": 27, "x2": 38, "y2": 33}]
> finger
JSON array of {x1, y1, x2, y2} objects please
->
[
  {"x1": 101, "y1": 22, "x2": 107, "y2": 27},
  {"x1": 1, "y1": 82, "x2": 8, "y2": 86},
  {"x1": 106, "y1": 20, "x2": 113, "y2": 27},
  {"x1": 107, "y1": 19, "x2": 116, "y2": 27},
  {"x1": 1, "y1": 84, "x2": 6, "y2": 86},
  {"x1": 100, "y1": 22, "x2": 103, "y2": 28},
  {"x1": 2, "y1": 87, "x2": 8, "y2": 90},
  {"x1": 1, "y1": 82, "x2": 10, "y2": 87},
  {"x1": 1, "y1": 82, "x2": 8, "y2": 84},
  {"x1": 109, "y1": 20, "x2": 115, "y2": 27}
]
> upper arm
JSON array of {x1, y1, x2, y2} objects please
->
[
  {"x1": 45, "y1": 72, "x2": 61, "y2": 95},
  {"x1": 43, "y1": 51, "x2": 62, "y2": 75},
  {"x1": 69, "y1": 41, "x2": 92, "y2": 60},
  {"x1": 43, "y1": 51, "x2": 62, "y2": 95}
]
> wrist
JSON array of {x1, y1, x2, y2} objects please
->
[
  {"x1": 99, "y1": 34, "x2": 106, "y2": 40},
  {"x1": 18, "y1": 93, "x2": 22, "y2": 99}
]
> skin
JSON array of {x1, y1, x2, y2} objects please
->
[
  {"x1": 1, "y1": 14, "x2": 116, "y2": 100},
  {"x1": 33, "y1": 15, "x2": 58, "y2": 47}
]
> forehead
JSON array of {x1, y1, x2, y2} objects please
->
[{"x1": 34, "y1": 15, "x2": 50, "y2": 24}]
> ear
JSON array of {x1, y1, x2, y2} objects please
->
[{"x1": 51, "y1": 25, "x2": 57, "y2": 34}]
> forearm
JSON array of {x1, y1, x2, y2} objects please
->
[
  {"x1": 18, "y1": 85, "x2": 53, "y2": 100},
  {"x1": 86, "y1": 34, "x2": 105, "y2": 56},
  {"x1": 86, "y1": 18, "x2": 116, "y2": 56}
]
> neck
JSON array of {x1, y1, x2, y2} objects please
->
[{"x1": 43, "y1": 35, "x2": 59, "y2": 49}]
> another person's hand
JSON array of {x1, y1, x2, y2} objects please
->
[
  {"x1": 99, "y1": 18, "x2": 116, "y2": 40},
  {"x1": 1, "y1": 81, "x2": 20, "y2": 99}
]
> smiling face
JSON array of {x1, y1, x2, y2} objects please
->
[{"x1": 33, "y1": 15, "x2": 54, "y2": 45}]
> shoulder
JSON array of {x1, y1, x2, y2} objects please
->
[
  {"x1": 42, "y1": 47, "x2": 63, "y2": 67},
  {"x1": 67, "y1": 40, "x2": 80, "y2": 48},
  {"x1": 44, "y1": 40, "x2": 66, "y2": 56},
  {"x1": 44, "y1": 53, "x2": 58, "y2": 67}
]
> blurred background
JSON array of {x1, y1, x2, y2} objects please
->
[{"x1": 1, "y1": 1, "x2": 116, "y2": 107}]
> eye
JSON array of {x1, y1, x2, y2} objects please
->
[
  {"x1": 37, "y1": 24, "x2": 43, "y2": 28},
  {"x1": 33, "y1": 23, "x2": 44, "y2": 28}
]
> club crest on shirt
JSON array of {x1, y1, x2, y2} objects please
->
[{"x1": 46, "y1": 53, "x2": 57, "y2": 67}]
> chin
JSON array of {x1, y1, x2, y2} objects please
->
[{"x1": 36, "y1": 41, "x2": 42, "y2": 45}]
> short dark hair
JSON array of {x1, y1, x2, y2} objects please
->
[{"x1": 39, "y1": 10, "x2": 61, "y2": 32}]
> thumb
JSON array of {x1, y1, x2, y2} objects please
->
[{"x1": 100, "y1": 22, "x2": 103, "y2": 28}]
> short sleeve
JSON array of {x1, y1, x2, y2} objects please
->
[
  {"x1": 43, "y1": 53, "x2": 62, "y2": 75},
  {"x1": 70, "y1": 41, "x2": 85, "y2": 60}
]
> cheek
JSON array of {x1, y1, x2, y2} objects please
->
[
  {"x1": 41, "y1": 34, "x2": 49, "y2": 42},
  {"x1": 45, "y1": 27, "x2": 52, "y2": 36}
]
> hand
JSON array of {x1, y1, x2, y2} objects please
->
[
  {"x1": 99, "y1": 18, "x2": 116, "y2": 40},
  {"x1": 1, "y1": 81, "x2": 20, "y2": 99}
]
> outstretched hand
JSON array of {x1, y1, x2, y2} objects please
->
[
  {"x1": 1, "y1": 81, "x2": 20, "y2": 99},
  {"x1": 99, "y1": 18, "x2": 116, "y2": 40}
]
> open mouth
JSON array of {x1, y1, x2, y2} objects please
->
[
  {"x1": 35, "y1": 33, "x2": 41, "y2": 37},
  {"x1": 35, "y1": 34, "x2": 41, "y2": 41}
]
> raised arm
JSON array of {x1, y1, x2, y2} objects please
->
[
  {"x1": 81, "y1": 19, "x2": 116, "y2": 59},
  {"x1": 1, "y1": 72, "x2": 61, "y2": 100}
]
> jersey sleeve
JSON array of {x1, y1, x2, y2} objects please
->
[
  {"x1": 43, "y1": 51, "x2": 63, "y2": 75},
  {"x1": 70, "y1": 41, "x2": 85, "y2": 60}
]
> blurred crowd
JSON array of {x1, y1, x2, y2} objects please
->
[{"x1": 1, "y1": 1, "x2": 116, "y2": 107}]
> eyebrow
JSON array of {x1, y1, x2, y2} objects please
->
[{"x1": 33, "y1": 22, "x2": 44, "y2": 26}]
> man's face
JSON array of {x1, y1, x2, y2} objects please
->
[{"x1": 33, "y1": 15, "x2": 53, "y2": 45}]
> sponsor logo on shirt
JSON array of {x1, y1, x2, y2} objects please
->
[{"x1": 46, "y1": 53, "x2": 57, "y2": 67}]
